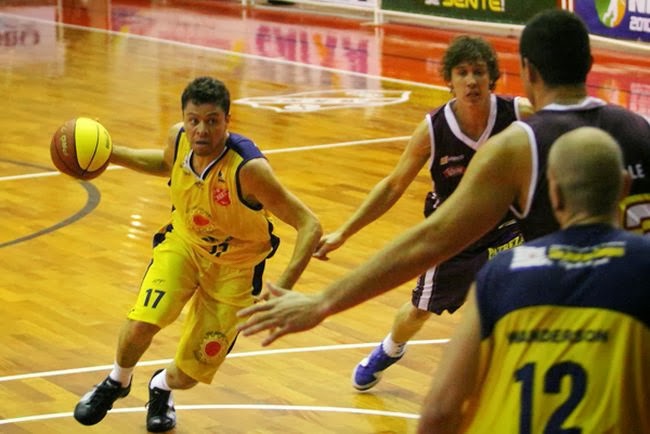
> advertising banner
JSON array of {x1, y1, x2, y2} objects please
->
[
  {"x1": 306, "y1": 0, "x2": 376, "y2": 8},
  {"x1": 381, "y1": 0, "x2": 556, "y2": 24},
  {"x1": 110, "y1": 5, "x2": 381, "y2": 87},
  {"x1": 573, "y1": 0, "x2": 650, "y2": 42},
  {"x1": 0, "y1": 7, "x2": 64, "y2": 68}
]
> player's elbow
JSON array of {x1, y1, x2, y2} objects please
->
[
  {"x1": 420, "y1": 405, "x2": 463, "y2": 434},
  {"x1": 292, "y1": 208, "x2": 322, "y2": 244},
  {"x1": 305, "y1": 214, "x2": 323, "y2": 243}
]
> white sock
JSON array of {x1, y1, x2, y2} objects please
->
[
  {"x1": 382, "y1": 333, "x2": 406, "y2": 357},
  {"x1": 108, "y1": 362, "x2": 133, "y2": 387},
  {"x1": 149, "y1": 369, "x2": 174, "y2": 406},
  {"x1": 150, "y1": 369, "x2": 171, "y2": 391}
]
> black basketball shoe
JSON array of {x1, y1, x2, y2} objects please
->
[
  {"x1": 73, "y1": 376, "x2": 131, "y2": 425},
  {"x1": 146, "y1": 369, "x2": 176, "y2": 432}
]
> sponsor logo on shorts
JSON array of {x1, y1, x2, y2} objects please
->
[
  {"x1": 195, "y1": 331, "x2": 228, "y2": 364},
  {"x1": 488, "y1": 235, "x2": 524, "y2": 259}
]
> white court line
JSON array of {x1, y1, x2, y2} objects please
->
[
  {"x1": 0, "y1": 171, "x2": 61, "y2": 182},
  {"x1": 0, "y1": 136, "x2": 410, "y2": 182},
  {"x1": 0, "y1": 339, "x2": 449, "y2": 382},
  {"x1": 263, "y1": 136, "x2": 410, "y2": 154},
  {"x1": 0, "y1": 405, "x2": 419, "y2": 426},
  {"x1": 0, "y1": 341, "x2": 448, "y2": 425}
]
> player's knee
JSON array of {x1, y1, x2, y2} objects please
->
[{"x1": 123, "y1": 319, "x2": 161, "y2": 343}]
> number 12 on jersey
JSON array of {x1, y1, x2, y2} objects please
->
[{"x1": 515, "y1": 361, "x2": 586, "y2": 434}]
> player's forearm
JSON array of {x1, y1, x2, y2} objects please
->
[
  {"x1": 319, "y1": 219, "x2": 442, "y2": 317},
  {"x1": 275, "y1": 217, "x2": 323, "y2": 289},
  {"x1": 110, "y1": 145, "x2": 169, "y2": 176}
]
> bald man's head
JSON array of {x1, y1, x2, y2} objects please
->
[{"x1": 547, "y1": 127, "x2": 626, "y2": 223}]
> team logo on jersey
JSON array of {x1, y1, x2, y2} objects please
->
[
  {"x1": 195, "y1": 331, "x2": 228, "y2": 363},
  {"x1": 234, "y1": 89, "x2": 411, "y2": 113},
  {"x1": 213, "y1": 188, "x2": 231, "y2": 206}
]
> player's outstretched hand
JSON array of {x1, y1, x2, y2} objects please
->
[
  {"x1": 237, "y1": 282, "x2": 326, "y2": 346},
  {"x1": 313, "y1": 231, "x2": 345, "y2": 260}
]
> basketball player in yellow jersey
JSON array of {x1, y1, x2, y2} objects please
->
[
  {"x1": 418, "y1": 127, "x2": 650, "y2": 434},
  {"x1": 73, "y1": 77, "x2": 322, "y2": 432}
]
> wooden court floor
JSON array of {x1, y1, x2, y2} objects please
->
[{"x1": 0, "y1": 1, "x2": 648, "y2": 433}]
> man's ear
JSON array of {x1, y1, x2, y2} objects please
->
[
  {"x1": 548, "y1": 172, "x2": 565, "y2": 213},
  {"x1": 526, "y1": 60, "x2": 541, "y2": 85}
]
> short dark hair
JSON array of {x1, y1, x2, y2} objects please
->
[
  {"x1": 520, "y1": 10, "x2": 592, "y2": 86},
  {"x1": 181, "y1": 77, "x2": 230, "y2": 114},
  {"x1": 441, "y1": 35, "x2": 501, "y2": 91}
]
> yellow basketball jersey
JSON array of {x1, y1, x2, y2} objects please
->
[
  {"x1": 462, "y1": 307, "x2": 650, "y2": 434},
  {"x1": 167, "y1": 130, "x2": 275, "y2": 267},
  {"x1": 462, "y1": 225, "x2": 650, "y2": 433}
]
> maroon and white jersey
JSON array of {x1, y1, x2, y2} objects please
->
[
  {"x1": 425, "y1": 94, "x2": 522, "y2": 225},
  {"x1": 513, "y1": 97, "x2": 650, "y2": 240},
  {"x1": 427, "y1": 94, "x2": 521, "y2": 199}
]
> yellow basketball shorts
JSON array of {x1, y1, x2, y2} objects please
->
[{"x1": 127, "y1": 231, "x2": 256, "y2": 384}]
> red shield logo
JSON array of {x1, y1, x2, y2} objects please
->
[{"x1": 213, "y1": 188, "x2": 231, "y2": 206}]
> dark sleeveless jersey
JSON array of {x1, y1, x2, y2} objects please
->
[
  {"x1": 513, "y1": 97, "x2": 650, "y2": 240},
  {"x1": 426, "y1": 94, "x2": 521, "y2": 240},
  {"x1": 463, "y1": 224, "x2": 650, "y2": 432},
  {"x1": 428, "y1": 94, "x2": 519, "y2": 199}
]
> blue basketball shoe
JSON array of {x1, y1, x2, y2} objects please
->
[{"x1": 352, "y1": 344, "x2": 404, "y2": 391}]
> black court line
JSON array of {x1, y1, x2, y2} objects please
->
[{"x1": 0, "y1": 159, "x2": 101, "y2": 248}]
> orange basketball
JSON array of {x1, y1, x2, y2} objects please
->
[{"x1": 50, "y1": 117, "x2": 112, "y2": 180}]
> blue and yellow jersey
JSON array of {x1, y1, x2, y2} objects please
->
[
  {"x1": 462, "y1": 224, "x2": 650, "y2": 434},
  {"x1": 166, "y1": 129, "x2": 275, "y2": 267}
]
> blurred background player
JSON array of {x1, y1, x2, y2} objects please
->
[
  {"x1": 418, "y1": 127, "x2": 650, "y2": 433},
  {"x1": 313, "y1": 35, "x2": 528, "y2": 391},
  {"x1": 73, "y1": 77, "x2": 322, "y2": 432}
]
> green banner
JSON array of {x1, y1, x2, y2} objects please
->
[{"x1": 382, "y1": 0, "x2": 557, "y2": 24}]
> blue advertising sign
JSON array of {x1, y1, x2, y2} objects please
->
[{"x1": 574, "y1": 0, "x2": 650, "y2": 42}]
